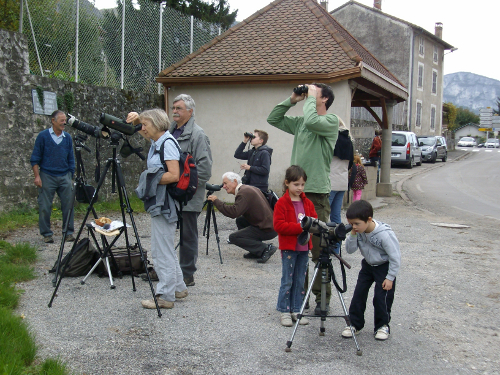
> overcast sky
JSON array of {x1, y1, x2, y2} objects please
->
[{"x1": 94, "y1": 0, "x2": 499, "y2": 81}]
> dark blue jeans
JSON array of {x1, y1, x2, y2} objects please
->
[
  {"x1": 349, "y1": 259, "x2": 396, "y2": 333},
  {"x1": 37, "y1": 171, "x2": 74, "y2": 237},
  {"x1": 329, "y1": 190, "x2": 345, "y2": 255},
  {"x1": 276, "y1": 250, "x2": 309, "y2": 312}
]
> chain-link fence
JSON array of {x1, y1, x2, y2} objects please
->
[{"x1": 21, "y1": 0, "x2": 223, "y2": 94}]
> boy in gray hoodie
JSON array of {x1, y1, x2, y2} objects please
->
[{"x1": 342, "y1": 200, "x2": 401, "y2": 341}]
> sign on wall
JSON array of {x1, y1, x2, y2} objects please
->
[{"x1": 31, "y1": 90, "x2": 58, "y2": 115}]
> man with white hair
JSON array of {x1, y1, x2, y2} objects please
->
[
  {"x1": 207, "y1": 172, "x2": 277, "y2": 263},
  {"x1": 169, "y1": 94, "x2": 212, "y2": 286}
]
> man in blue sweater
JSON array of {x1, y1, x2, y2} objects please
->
[{"x1": 30, "y1": 110, "x2": 75, "y2": 243}]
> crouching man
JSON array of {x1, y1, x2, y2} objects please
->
[{"x1": 207, "y1": 172, "x2": 277, "y2": 263}]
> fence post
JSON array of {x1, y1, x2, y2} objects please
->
[
  {"x1": 121, "y1": 0, "x2": 125, "y2": 90},
  {"x1": 190, "y1": 15, "x2": 193, "y2": 54},
  {"x1": 19, "y1": 0, "x2": 23, "y2": 33},
  {"x1": 158, "y1": 3, "x2": 163, "y2": 95},
  {"x1": 75, "y1": 0, "x2": 80, "y2": 82}
]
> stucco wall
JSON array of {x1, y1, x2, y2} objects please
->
[
  {"x1": 0, "y1": 29, "x2": 162, "y2": 212},
  {"x1": 167, "y1": 81, "x2": 352, "y2": 202}
]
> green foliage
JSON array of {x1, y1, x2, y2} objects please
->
[
  {"x1": 63, "y1": 91, "x2": 74, "y2": 113},
  {"x1": 455, "y1": 106, "x2": 479, "y2": 126},
  {"x1": 0, "y1": 206, "x2": 40, "y2": 239},
  {"x1": 0, "y1": 0, "x2": 19, "y2": 31},
  {"x1": 443, "y1": 102, "x2": 457, "y2": 131},
  {"x1": 161, "y1": 0, "x2": 238, "y2": 29},
  {"x1": 36, "y1": 86, "x2": 44, "y2": 108}
]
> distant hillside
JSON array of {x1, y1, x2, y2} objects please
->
[{"x1": 443, "y1": 72, "x2": 500, "y2": 113}]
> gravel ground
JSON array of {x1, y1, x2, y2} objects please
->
[{"x1": 11, "y1": 161, "x2": 500, "y2": 374}]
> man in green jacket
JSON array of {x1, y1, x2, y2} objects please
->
[{"x1": 267, "y1": 83, "x2": 339, "y2": 314}]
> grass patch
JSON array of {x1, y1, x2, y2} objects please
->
[
  {"x1": 0, "y1": 196, "x2": 145, "y2": 238},
  {"x1": 0, "y1": 241, "x2": 71, "y2": 374}
]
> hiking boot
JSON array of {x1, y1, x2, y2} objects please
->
[
  {"x1": 66, "y1": 234, "x2": 76, "y2": 242},
  {"x1": 175, "y1": 289, "x2": 188, "y2": 299},
  {"x1": 243, "y1": 252, "x2": 261, "y2": 259},
  {"x1": 342, "y1": 326, "x2": 361, "y2": 338},
  {"x1": 375, "y1": 325, "x2": 390, "y2": 340},
  {"x1": 280, "y1": 313, "x2": 293, "y2": 327},
  {"x1": 314, "y1": 302, "x2": 329, "y2": 316},
  {"x1": 141, "y1": 297, "x2": 173, "y2": 309},
  {"x1": 184, "y1": 275, "x2": 195, "y2": 287},
  {"x1": 44, "y1": 236, "x2": 54, "y2": 244},
  {"x1": 257, "y1": 244, "x2": 277, "y2": 263},
  {"x1": 141, "y1": 269, "x2": 159, "y2": 282},
  {"x1": 291, "y1": 312, "x2": 309, "y2": 325}
]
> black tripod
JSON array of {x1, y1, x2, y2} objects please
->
[
  {"x1": 285, "y1": 235, "x2": 362, "y2": 356},
  {"x1": 51, "y1": 134, "x2": 112, "y2": 287},
  {"x1": 48, "y1": 132, "x2": 163, "y2": 317},
  {"x1": 202, "y1": 188, "x2": 223, "y2": 264}
]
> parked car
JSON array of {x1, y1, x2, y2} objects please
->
[
  {"x1": 418, "y1": 136, "x2": 447, "y2": 163},
  {"x1": 485, "y1": 138, "x2": 500, "y2": 148},
  {"x1": 391, "y1": 131, "x2": 422, "y2": 168},
  {"x1": 457, "y1": 137, "x2": 477, "y2": 147}
]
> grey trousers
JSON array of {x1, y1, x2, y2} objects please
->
[
  {"x1": 229, "y1": 225, "x2": 277, "y2": 256},
  {"x1": 151, "y1": 215, "x2": 186, "y2": 301},
  {"x1": 179, "y1": 211, "x2": 200, "y2": 278},
  {"x1": 38, "y1": 171, "x2": 74, "y2": 237}
]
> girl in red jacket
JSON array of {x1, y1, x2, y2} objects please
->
[{"x1": 273, "y1": 165, "x2": 318, "y2": 327}]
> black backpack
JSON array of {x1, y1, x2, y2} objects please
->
[
  {"x1": 159, "y1": 137, "x2": 198, "y2": 205},
  {"x1": 49, "y1": 238, "x2": 99, "y2": 277},
  {"x1": 263, "y1": 189, "x2": 279, "y2": 210}
]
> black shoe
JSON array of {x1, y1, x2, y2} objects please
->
[
  {"x1": 184, "y1": 275, "x2": 195, "y2": 287},
  {"x1": 243, "y1": 252, "x2": 260, "y2": 259},
  {"x1": 257, "y1": 244, "x2": 277, "y2": 263},
  {"x1": 314, "y1": 302, "x2": 330, "y2": 316},
  {"x1": 66, "y1": 234, "x2": 76, "y2": 242},
  {"x1": 304, "y1": 300, "x2": 310, "y2": 310},
  {"x1": 142, "y1": 268, "x2": 159, "y2": 281}
]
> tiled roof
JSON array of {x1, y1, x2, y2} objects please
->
[
  {"x1": 157, "y1": 0, "x2": 402, "y2": 86},
  {"x1": 331, "y1": 1, "x2": 455, "y2": 50}
]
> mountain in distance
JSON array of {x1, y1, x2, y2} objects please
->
[{"x1": 443, "y1": 72, "x2": 500, "y2": 113}]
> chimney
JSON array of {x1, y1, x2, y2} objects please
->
[
  {"x1": 320, "y1": 0, "x2": 328, "y2": 11},
  {"x1": 435, "y1": 22, "x2": 443, "y2": 39},
  {"x1": 374, "y1": 0, "x2": 381, "y2": 10}
]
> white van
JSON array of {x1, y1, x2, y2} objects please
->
[{"x1": 391, "y1": 131, "x2": 422, "y2": 169}]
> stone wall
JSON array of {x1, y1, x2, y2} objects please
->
[{"x1": 0, "y1": 29, "x2": 163, "y2": 212}]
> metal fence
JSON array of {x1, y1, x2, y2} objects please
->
[{"x1": 21, "y1": 0, "x2": 223, "y2": 94}]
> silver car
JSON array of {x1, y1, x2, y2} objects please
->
[
  {"x1": 418, "y1": 136, "x2": 447, "y2": 163},
  {"x1": 391, "y1": 131, "x2": 422, "y2": 168},
  {"x1": 485, "y1": 138, "x2": 499, "y2": 148}
]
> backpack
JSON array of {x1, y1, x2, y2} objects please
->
[
  {"x1": 159, "y1": 137, "x2": 198, "y2": 205},
  {"x1": 263, "y1": 189, "x2": 279, "y2": 210},
  {"x1": 49, "y1": 238, "x2": 99, "y2": 277}
]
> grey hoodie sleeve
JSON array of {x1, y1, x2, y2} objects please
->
[
  {"x1": 380, "y1": 230, "x2": 401, "y2": 281},
  {"x1": 345, "y1": 233, "x2": 359, "y2": 254}
]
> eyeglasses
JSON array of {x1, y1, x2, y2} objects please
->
[{"x1": 171, "y1": 106, "x2": 186, "y2": 111}]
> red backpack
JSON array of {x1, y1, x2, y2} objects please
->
[{"x1": 159, "y1": 137, "x2": 198, "y2": 205}]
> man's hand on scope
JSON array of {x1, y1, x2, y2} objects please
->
[
  {"x1": 207, "y1": 195, "x2": 217, "y2": 202},
  {"x1": 290, "y1": 85, "x2": 307, "y2": 104}
]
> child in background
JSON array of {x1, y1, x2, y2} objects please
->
[
  {"x1": 273, "y1": 165, "x2": 317, "y2": 327},
  {"x1": 342, "y1": 200, "x2": 401, "y2": 340},
  {"x1": 349, "y1": 154, "x2": 368, "y2": 201}
]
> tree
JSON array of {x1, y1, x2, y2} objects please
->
[
  {"x1": 494, "y1": 96, "x2": 500, "y2": 115},
  {"x1": 150, "y1": 0, "x2": 238, "y2": 29},
  {"x1": 0, "y1": 0, "x2": 19, "y2": 31},
  {"x1": 443, "y1": 102, "x2": 457, "y2": 131},
  {"x1": 455, "y1": 106, "x2": 480, "y2": 126}
]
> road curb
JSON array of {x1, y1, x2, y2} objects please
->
[{"x1": 395, "y1": 150, "x2": 471, "y2": 204}]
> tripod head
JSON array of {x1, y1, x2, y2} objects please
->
[
  {"x1": 205, "y1": 182, "x2": 223, "y2": 197},
  {"x1": 74, "y1": 134, "x2": 91, "y2": 153}
]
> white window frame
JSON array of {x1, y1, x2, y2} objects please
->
[
  {"x1": 419, "y1": 36, "x2": 425, "y2": 56},
  {"x1": 417, "y1": 62, "x2": 424, "y2": 91},
  {"x1": 416, "y1": 100, "x2": 422, "y2": 128},
  {"x1": 430, "y1": 104, "x2": 436, "y2": 132},
  {"x1": 433, "y1": 45, "x2": 438, "y2": 64},
  {"x1": 431, "y1": 69, "x2": 438, "y2": 95}
]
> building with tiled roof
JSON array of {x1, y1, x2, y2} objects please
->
[
  {"x1": 331, "y1": 0, "x2": 456, "y2": 138},
  {"x1": 157, "y1": 0, "x2": 408, "y2": 196}
]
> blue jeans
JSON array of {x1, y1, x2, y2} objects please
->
[
  {"x1": 329, "y1": 190, "x2": 345, "y2": 254},
  {"x1": 38, "y1": 171, "x2": 74, "y2": 237},
  {"x1": 277, "y1": 250, "x2": 309, "y2": 313}
]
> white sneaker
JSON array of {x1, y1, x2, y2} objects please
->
[
  {"x1": 341, "y1": 326, "x2": 361, "y2": 338},
  {"x1": 375, "y1": 325, "x2": 390, "y2": 340},
  {"x1": 280, "y1": 313, "x2": 293, "y2": 327},
  {"x1": 291, "y1": 312, "x2": 309, "y2": 325}
]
